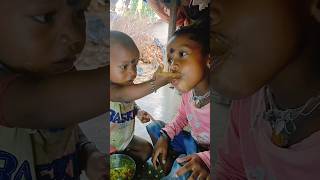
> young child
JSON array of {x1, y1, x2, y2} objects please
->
[
  {"x1": 0, "y1": 0, "x2": 108, "y2": 179},
  {"x1": 211, "y1": 0, "x2": 320, "y2": 179},
  {"x1": 109, "y1": 31, "x2": 180, "y2": 163},
  {"x1": 149, "y1": 22, "x2": 211, "y2": 180}
]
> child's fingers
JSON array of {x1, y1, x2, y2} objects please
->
[
  {"x1": 140, "y1": 117, "x2": 150, "y2": 123},
  {"x1": 198, "y1": 173, "x2": 209, "y2": 180},
  {"x1": 140, "y1": 113, "x2": 151, "y2": 123},
  {"x1": 176, "y1": 155, "x2": 192, "y2": 163},
  {"x1": 144, "y1": 118, "x2": 151, "y2": 123},
  {"x1": 157, "y1": 72, "x2": 174, "y2": 76},
  {"x1": 152, "y1": 150, "x2": 161, "y2": 169},
  {"x1": 188, "y1": 171, "x2": 200, "y2": 180},
  {"x1": 160, "y1": 151, "x2": 167, "y2": 165},
  {"x1": 145, "y1": 112, "x2": 155, "y2": 121},
  {"x1": 143, "y1": 112, "x2": 149, "y2": 118},
  {"x1": 170, "y1": 72, "x2": 182, "y2": 79},
  {"x1": 168, "y1": 72, "x2": 182, "y2": 78},
  {"x1": 155, "y1": 65, "x2": 164, "y2": 74},
  {"x1": 175, "y1": 162, "x2": 192, "y2": 177}
]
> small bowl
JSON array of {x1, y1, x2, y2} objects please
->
[{"x1": 110, "y1": 154, "x2": 136, "y2": 180}]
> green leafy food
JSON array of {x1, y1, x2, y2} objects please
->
[{"x1": 110, "y1": 165, "x2": 135, "y2": 180}]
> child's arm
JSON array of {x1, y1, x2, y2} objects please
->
[
  {"x1": 1, "y1": 67, "x2": 107, "y2": 128},
  {"x1": 148, "y1": 0, "x2": 170, "y2": 22},
  {"x1": 110, "y1": 81, "x2": 157, "y2": 102},
  {"x1": 110, "y1": 67, "x2": 181, "y2": 102},
  {"x1": 152, "y1": 95, "x2": 188, "y2": 167},
  {"x1": 161, "y1": 94, "x2": 188, "y2": 139}
]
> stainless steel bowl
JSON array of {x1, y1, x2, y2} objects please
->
[{"x1": 110, "y1": 154, "x2": 136, "y2": 180}]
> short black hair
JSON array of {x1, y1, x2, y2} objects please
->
[
  {"x1": 110, "y1": 31, "x2": 138, "y2": 52},
  {"x1": 172, "y1": 19, "x2": 209, "y2": 55}
]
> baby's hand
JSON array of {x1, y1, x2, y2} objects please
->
[
  {"x1": 175, "y1": 154, "x2": 210, "y2": 180},
  {"x1": 85, "y1": 151, "x2": 107, "y2": 180},
  {"x1": 137, "y1": 110, "x2": 153, "y2": 123},
  {"x1": 153, "y1": 64, "x2": 181, "y2": 84}
]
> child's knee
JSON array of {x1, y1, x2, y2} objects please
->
[
  {"x1": 146, "y1": 120, "x2": 166, "y2": 138},
  {"x1": 146, "y1": 120, "x2": 164, "y2": 131},
  {"x1": 142, "y1": 142, "x2": 153, "y2": 160}
]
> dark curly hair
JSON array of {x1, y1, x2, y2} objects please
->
[{"x1": 172, "y1": 15, "x2": 210, "y2": 56}]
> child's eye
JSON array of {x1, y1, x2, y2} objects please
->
[
  {"x1": 120, "y1": 65, "x2": 128, "y2": 70},
  {"x1": 179, "y1": 51, "x2": 188, "y2": 58},
  {"x1": 32, "y1": 13, "x2": 55, "y2": 24}
]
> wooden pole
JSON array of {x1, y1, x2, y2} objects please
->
[
  {"x1": 168, "y1": 0, "x2": 178, "y2": 40},
  {"x1": 164, "y1": 0, "x2": 178, "y2": 71}
]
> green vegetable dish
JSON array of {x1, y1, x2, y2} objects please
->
[
  {"x1": 110, "y1": 166, "x2": 135, "y2": 180},
  {"x1": 110, "y1": 154, "x2": 136, "y2": 180}
]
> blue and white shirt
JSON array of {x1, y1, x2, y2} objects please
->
[{"x1": 109, "y1": 101, "x2": 137, "y2": 151}]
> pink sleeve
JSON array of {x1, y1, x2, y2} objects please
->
[
  {"x1": 162, "y1": 94, "x2": 189, "y2": 140},
  {"x1": 0, "y1": 75, "x2": 18, "y2": 126},
  {"x1": 214, "y1": 101, "x2": 247, "y2": 179},
  {"x1": 197, "y1": 151, "x2": 210, "y2": 169}
]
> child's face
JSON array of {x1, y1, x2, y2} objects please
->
[
  {"x1": 210, "y1": 0, "x2": 306, "y2": 98},
  {"x1": 0, "y1": 0, "x2": 90, "y2": 75},
  {"x1": 167, "y1": 34, "x2": 209, "y2": 93},
  {"x1": 110, "y1": 44, "x2": 139, "y2": 86}
]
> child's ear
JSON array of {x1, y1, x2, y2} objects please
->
[{"x1": 311, "y1": 0, "x2": 320, "y2": 22}]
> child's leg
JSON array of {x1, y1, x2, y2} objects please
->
[
  {"x1": 164, "y1": 135, "x2": 199, "y2": 179},
  {"x1": 145, "y1": 120, "x2": 166, "y2": 145},
  {"x1": 162, "y1": 138, "x2": 199, "y2": 180},
  {"x1": 146, "y1": 121, "x2": 199, "y2": 176},
  {"x1": 146, "y1": 120, "x2": 198, "y2": 154},
  {"x1": 182, "y1": 132, "x2": 199, "y2": 155},
  {"x1": 146, "y1": 120, "x2": 178, "y2": 175},
  {"x1": 124, "y1": 135, "x2": 153, "y2": 162}
]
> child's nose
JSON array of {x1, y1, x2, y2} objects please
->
[
  {"x1": 128, "y1": 68, "x2": 137, "y2": 80},
  {"x1": 169, "y1": 64, "x2": 179, "y2": 73}
]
